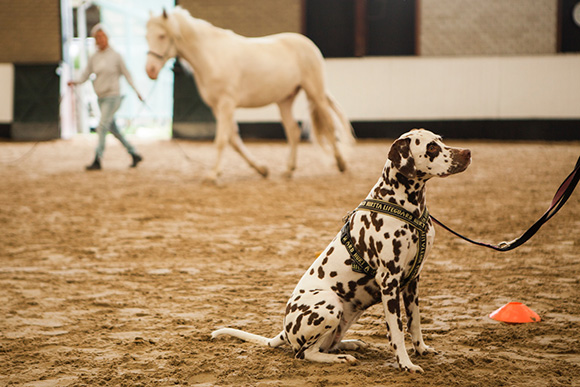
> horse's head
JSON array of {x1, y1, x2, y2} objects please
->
[{"x1": 145, "y1": 9, "x2": 178, "y2": 80}]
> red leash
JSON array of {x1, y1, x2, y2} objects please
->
[{"x1": 430, "y1": 155, "x2": 580, "y2": 252}]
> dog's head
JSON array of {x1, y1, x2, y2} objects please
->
[{"x1": 388, "y1": 129, "x2": 471, "y2": 179}]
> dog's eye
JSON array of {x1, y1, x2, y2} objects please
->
[{"x1": 427, "y1": 144, "x2": 439, "y2": 153}]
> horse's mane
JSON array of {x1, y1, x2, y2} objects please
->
[
  {"x1": 171, "y1": 6, "x2": 226, "y2": 36},
  {"x1": 160, "y1": 7, "x2": 231, "y2": 76}
]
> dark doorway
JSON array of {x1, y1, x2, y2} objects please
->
[
  {"x1": 12, "y1": 64, "x2": 60, "y2": 140},
  {"x1": 304, "y1": 0, "x2": 417, "y2": 57},
  {"x1": 367, "y1": 0, "x2": 416, "y2": 56},
  {"x1": 305, "y1": 0, "x2": 355, "y2": 57},
  {"x1": 559, "y1": 0, "x2": 580, "y2": 52}
]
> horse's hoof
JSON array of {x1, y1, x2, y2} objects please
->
[
  {"x1": 337, "y1": 158, "x2": 347, "y2": 173},
  {"x1": 282, "y1": 170, "x2": 293, "y2": 179},
  {"x1": 203, "y1": 172, "x2": 219, "y2": 185},
  {"x1": 257, "y1": 166, "x2": 269, "y2": 178}
]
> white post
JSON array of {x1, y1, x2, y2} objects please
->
[
  {"x1": 75, "y1": 1, "x2": 90, "y2": 134},
  {"x1": 60, "y1": 0, "x2": 75, "y2": 139}
]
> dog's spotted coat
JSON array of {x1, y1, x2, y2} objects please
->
[{"x1": 212, "y1": 129, "x2": 471, "y2": 372}]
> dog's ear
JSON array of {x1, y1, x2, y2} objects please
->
[{"x1": 388, "y1": 137, "x2": 416, "y2": 178}]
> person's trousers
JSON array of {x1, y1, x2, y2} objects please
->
[{"x1": 95, "y1": 96, "x2": 136, "y2": 158}]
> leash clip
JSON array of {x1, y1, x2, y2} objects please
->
[
  {"x1": 498, "y1": 238, "x2": 518, "y2": 250},
  {"x1": 342, "y1": 211, "x2": 354, "y2": 224}
]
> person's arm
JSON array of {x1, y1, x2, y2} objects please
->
[
  {"x1": 119, "y1": 55, "x2": 143, "y2": 101},
  {"x1": 68, "y1": 57, "x2": 93, "y2": 86}
]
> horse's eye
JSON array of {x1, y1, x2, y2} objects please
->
[{"x1": 427, "y1": 144, "x2": 439, "y2": 153}]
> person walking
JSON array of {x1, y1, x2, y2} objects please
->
[{"x1": 69, "y1": 24, "x2": 144, "y2": 170}]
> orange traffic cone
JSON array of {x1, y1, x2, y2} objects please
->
[{"x1": 489, "y1": 302, "x2": 541, "y2": 323}]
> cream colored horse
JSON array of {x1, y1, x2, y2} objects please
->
[{"x1": 145, "y1": 7, "x2": 354, "y2": 181}]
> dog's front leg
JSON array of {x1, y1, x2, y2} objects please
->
[
  {"x1": 403, "y1": 278, "x2": 437, "y2": 356},
  {"x1": 380, "y1": 275, "x2": 423, "y2": 373}
]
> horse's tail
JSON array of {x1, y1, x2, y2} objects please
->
[
  {"x1": 326, "y1": 93, "x2": 356, "y2": 146},
  {"x1": 211, "y1": 328, "x2": 286, "y2": 348},
  {"x1": 307, "y1": 92, "x2": 356, "y2": 161}
]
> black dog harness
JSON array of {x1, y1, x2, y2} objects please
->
[{"x1": 341, "y1": 199, "x2": 430, "y2": 287}]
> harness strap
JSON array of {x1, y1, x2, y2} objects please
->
[
  {"x1": 431, "y1": 155, "x2": 580, "y2": 252},
  {"x1": 358, "y1": 199, "x2": 429, "y2": 233},
  {"x1": 341, "y1": 221, "x2": 377, "y2": 276},
  {"x1": 341, "y1": 199, "x2": 430, "y2": 287}
]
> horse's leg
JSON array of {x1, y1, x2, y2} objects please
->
[
  {"x1": 229, "y1": 124, "x2": 269, "y2": 178},
  {"x1": 277, "y1": 94, "x2": 301, "y2": 178},
  {"x1": 207, "y1": 102, "x2": 234, "y2": 183},
  {"x1": 211, "y1": 100, "x2": 268, "y2": 179}
]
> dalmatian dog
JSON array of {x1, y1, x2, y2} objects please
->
[{"x1": 212, "y1": 129, "x2": 471, "y2": 372}]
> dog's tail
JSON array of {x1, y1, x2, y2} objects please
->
[{"x1": 211, "y1": 328, "x2": 285, "y2": 348}]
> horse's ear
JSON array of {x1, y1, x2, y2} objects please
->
[{"x1": 164, "y1": 9, "x2": 182, "y2": 41}]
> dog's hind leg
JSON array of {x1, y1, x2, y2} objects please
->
[
  {"x1": 285, "y1": 291, "x2": 359, "y2": 363},
  {"x1": 336, "y1": 339, "x2": 368, "y2": 351},
  {"x1": 333, "y1": 310, "x2": 367, "y2": 351},
  {"x1": 299, "y1": 336, "x2": 358, "y2": 364}
]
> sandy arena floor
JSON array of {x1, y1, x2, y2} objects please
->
[{"x1": 1, "y1": 134, "x2": 579, "y2": 386}]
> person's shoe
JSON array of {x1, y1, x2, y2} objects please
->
[
  {"x1": 86, "y1": 156, "x2": 101, "y2": 171},
  {"x1": 130, "y1": 153, "x2": 143, "y2": 168}
]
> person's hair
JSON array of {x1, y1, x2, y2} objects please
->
[{"x1": 90, "y1": 24, "x2": 107, "y2": 37}]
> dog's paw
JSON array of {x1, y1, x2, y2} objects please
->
[
  {"x1": 414, "y1": 344, "x2": 438, "y2": 356},
  {"x1": 337, "y1": 354, "x2": 358, "y2": 364},
  {"x1": 400, "y1": 362, "x2": 424, "y2": 373}
]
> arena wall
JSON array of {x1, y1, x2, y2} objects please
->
[
  {"x1": 175, "y1": 0, "x2": 580, "y2": 140},
  {"x1": 0, "y1": 64, "x2": 14, "y2": 138},
  {"x1": 0, "y1": 0, "x2": 62, "y2": 63},
  {"x1": 419, "y1": 0, "x2": 558, "y2": 56},
  {"x1": 0, "y1": 0, "x2": 578, "y2": 140},
  {"x1": 233, "y1": 54, "x2": 580, "y2": 140},
  {"x1": 0, "y1": 0, "x2": 62, "y2": 140},
  {"x1": 234, "y1": 55, "x2": 580, "y2": 121},
  {"x1": 177, "y1": 0, "x2": 302, "y2": 37}
]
